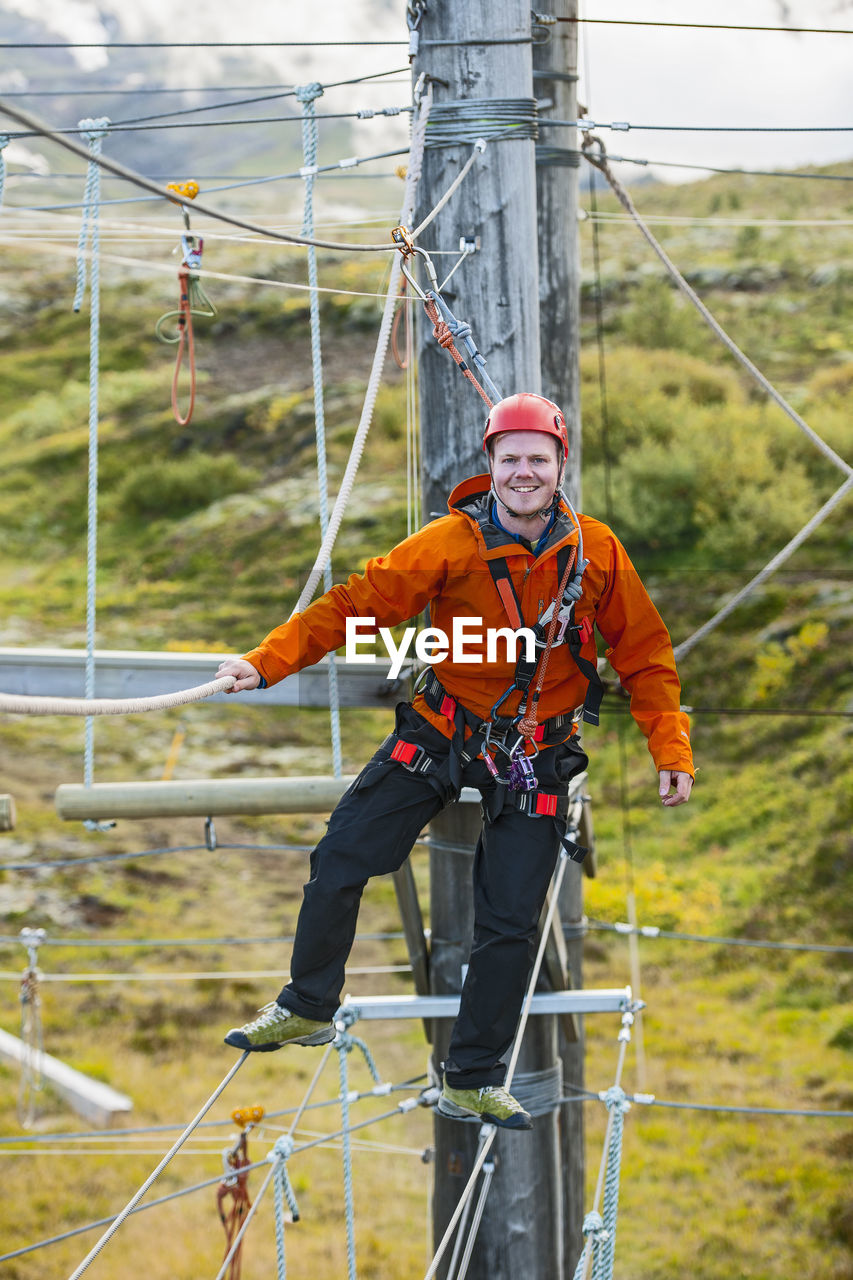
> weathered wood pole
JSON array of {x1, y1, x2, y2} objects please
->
[
  {"x1": 533, "y1": 5, "x2": 587, "y2": 1271},
  {"x1": 412, "y1": 5, "x2": 566, "y2": 1276}
]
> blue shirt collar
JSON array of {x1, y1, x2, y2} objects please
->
[{"x1": 491, "y1": 499, "x2": 555, "y2": 556}]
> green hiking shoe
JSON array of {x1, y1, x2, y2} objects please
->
[
  {"x1": 437, "y1": 1078, "x2": 533, "y2": 1130},
  {"x1": 224, "y1": 1001, "x2": 336, "y2": 1053}
]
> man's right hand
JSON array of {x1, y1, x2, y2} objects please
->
[{"x1": 216, "y1": 658, "x2": 262, "y2": 693}]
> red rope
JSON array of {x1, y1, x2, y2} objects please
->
[
  {"x1": 391, "y1": 280, "x2": 409, "y2": 369},
  {"x1": 517, "y1": 547, "x2": 577, "y2": 741},
  {"x1": 217, "y1": 1133, "x2": 252, "y2": 1280},
  {"x1": 171, "y1": 265, "x2": 196, "y2": 426},
  {"x1": 423, "y1": 296, "x2": 493, "y2": 410}
]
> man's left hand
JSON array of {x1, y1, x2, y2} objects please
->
[{"x1": 658, "y1": 770, "x2": 693, "y2": 807}]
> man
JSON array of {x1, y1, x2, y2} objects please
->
[{"x1": 217, "y1": 392, "x2": 693, "y2": 1130}]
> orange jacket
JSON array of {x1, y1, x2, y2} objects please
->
[{"x1": 243, "y1": 474, "x2": 694, "y2": 777}]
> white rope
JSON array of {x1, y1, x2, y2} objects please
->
[
  {"x1": 292, "y1": 80, "x2": 433, "y2": 615},
  {"x1": 0, "y1": 675, "x2": 236, "y2": 717},
  {"x1": 0, "y1": 97, "x2": 401, "y2": 253},
  {"x1": 673, "y1": 473, "x2": 853, "y2": 661},
  {"x1": 581, "y1": 134, "x2": 853, "y2": 481},
  {"x1": 0, "y1": 231, "x2": 414, "y2": 298},
  {"x1": 67, "y1": 1053, "x2": 248, "y2": 1280},
  {"x1": 424, "y1": 848, "x2": 573, "y2": 1280},
  {"x1": 297, "y1": 80, "x2": 343, "y2": 777}
]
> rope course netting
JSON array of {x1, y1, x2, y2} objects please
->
[
  {"x1": 578, "y1": 131, "x2": 852, "y2": 662},
  {"x1": 1, "y1": 17, "x2": 852, "y2": 1280}
]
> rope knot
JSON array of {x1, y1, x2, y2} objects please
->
[
  {"x1": 270, "y1": 1134, "x2": 295, "y2": 1163},
  {"x1": 581, "y1": 1210, "x2": 609, "y2": 1242},
  {"x1": 77, "y1": 116, "x2": 110, "y2": 143},
  {"x1": 335, "y1": 1007, "x2": 360, "y2": 1031},
  {"x1": 603, "y1": 1084, "x2": 631, "y2": 1115},
  {"x1": 295, "y1": 82, "x2": 324, "y2": 104},
  {"x1": 433, "y1": 320, "x2": 455, "y2": 349},
  {"x1": 449, "y1": 318, "x2": 472, "y2": 342}
]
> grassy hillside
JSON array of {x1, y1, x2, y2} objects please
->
[{"x1": 0, "y1": 162, "x2": 851, "y2": 1279}]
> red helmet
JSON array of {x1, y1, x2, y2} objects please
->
[{"x1": 483, "y1": 392, "x2": 569, "y2": 459}]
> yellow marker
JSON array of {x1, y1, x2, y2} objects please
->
[
  {"x1": 166, "y1": 180, "x2": 200, "y2": 202},
  {"x1": 232, "y1": 1105, "x2": 265, "y2": 1128}
]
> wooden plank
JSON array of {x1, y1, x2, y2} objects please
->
[
  {"x1": 56, "y1": 776, "x2": 357, "y2": 820},
  {"x1": 55, "y1": 779, "x2": 484, "y2": 821},
  {"x1": 0, "y1": 1028, "x2": 132, "y2": 1127}
]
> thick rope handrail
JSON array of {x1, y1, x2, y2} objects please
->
[
  {"x1": 0, "y1": 675, "x2": 236, "y2": 716},
  {"x1": 291, "y1": 80, "x2": 433, "y2": 613},
  {"x1": 581, "y1": 132, "x2": 853, "y2": 482},
  {"x1": 67, "y1": 1052, "x2": 248, "y2": 1280}
]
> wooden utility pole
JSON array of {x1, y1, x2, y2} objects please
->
[
  {"x1": 412, "y1": 4, "x2": 570, "y2": 1276},
  {"x1": 533, "y1": 6, "x2": 587, "y2": 1272}
]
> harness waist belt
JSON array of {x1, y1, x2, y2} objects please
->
[{"x1": 421, "y1": 672, "x2": 575, "y2": 745}]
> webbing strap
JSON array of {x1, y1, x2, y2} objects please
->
[
  {"x1": 486, "y1": 558, "x2": 524, "y2": 630},
  {"x1": 486, "y1": 542, "x2": 602, "y2": 720}
]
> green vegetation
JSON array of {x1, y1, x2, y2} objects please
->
[{"x1": 0, "y1": 162, "x2": 851, "y2": 1279}]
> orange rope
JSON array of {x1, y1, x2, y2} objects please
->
[
  {"x1": 217, "y1": 1132, "x2": 252, "y2": 1280},
  {"x1": 423, "y1": 296, "x2": 493, "y2": 410},
  {"x1": 517, "y1": 547, "x2": 577, "y2": 741},
  {"x1": 391, "y1": 280, "x2": 409, "y2": 369}
]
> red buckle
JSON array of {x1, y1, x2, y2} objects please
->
[
  {"x1": 391, "y1": 740, "x2": 419, "y2": 765},
  {"x1": 533, "y1": 793, "x2": 558, "y2": 817},
  {"x1": 533, "y1": 724, "x2": 546, "y2": 742},
  {"x1": 578, "y1": 616, "x2": 594, "y2": 643},
  {"x1": 439, "y1": 693, "x2": 457, "y2": 719}
]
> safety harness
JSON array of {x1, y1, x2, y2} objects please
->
[{"x1": 384, "y1": 499, "x2": 602, "y2": 862}]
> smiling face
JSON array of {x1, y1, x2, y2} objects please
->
[{"x1": 488, "y1": 430, "x2": 564, "y2": 530}]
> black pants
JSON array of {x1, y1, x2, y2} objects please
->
[{"x1": 278, "y1": 703, "x2": 587, "y2": 1089}]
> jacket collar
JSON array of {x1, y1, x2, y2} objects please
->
[{"x1": 447, "y1": 473, "x2": 579, "y2": 560}]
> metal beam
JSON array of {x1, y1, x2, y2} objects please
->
[
  {"x1": 339, "y1": 989, "x2": 632, "y2": 1020},
  {"x1": 0, "y1": 647, "x2": 408, "y2": 708}
]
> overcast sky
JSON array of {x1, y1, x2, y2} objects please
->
[{"x1": 2, "y1": 0, "x2": 852, "y2": 181}]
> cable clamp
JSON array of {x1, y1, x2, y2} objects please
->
[
  {"x1": 338, "y1": 156, "x2": 359, "y2": 168},
  {"x1": 299, "y1": 164, "x2": 319, "y2": 179},
  {"x1": 612, "y1": 121, "x2": 630, "y2": 131},
  {"x1": 632, "y1": 1092, "x2": 656, "y2": 1105},
  {"x1": 474, "y1": 137, "x2": 488, "y2": 153}
]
